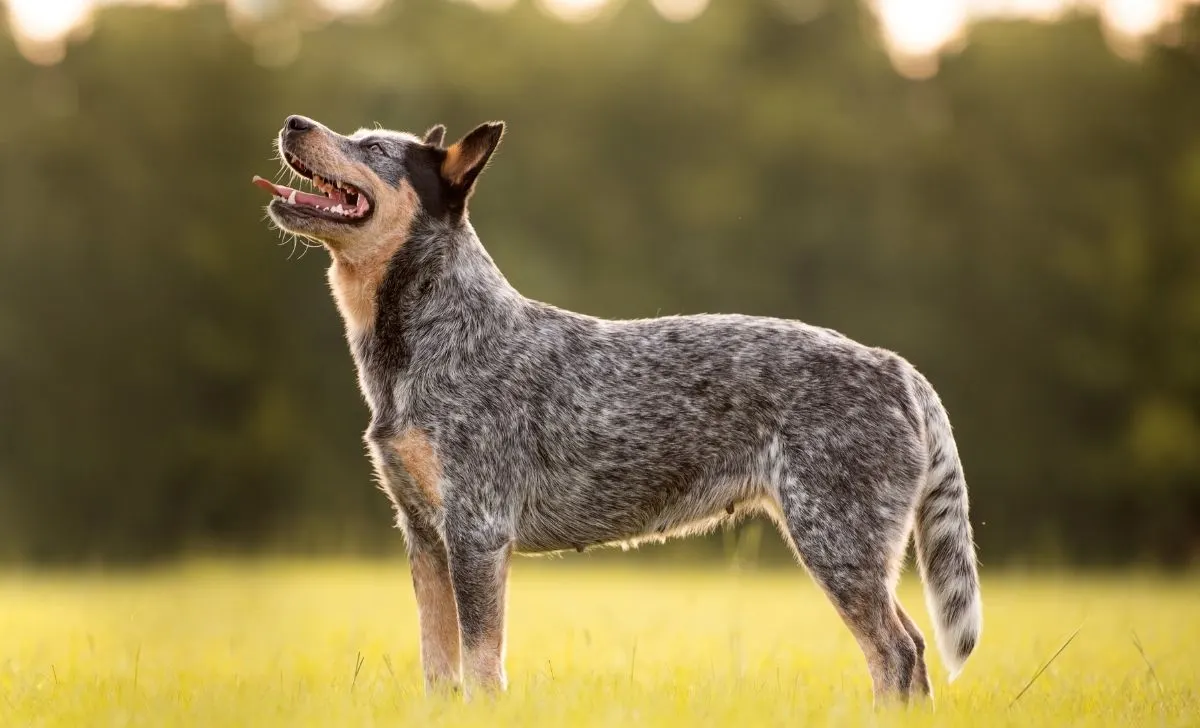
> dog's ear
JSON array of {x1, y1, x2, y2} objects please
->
[
  {"x1": 440, "y1": 121, "x2": 504, "y2": 195},
  {"x1": 423, "y1": 124, "x2": 446, "y2": 148}
]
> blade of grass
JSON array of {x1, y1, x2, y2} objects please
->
[
  {"x1": 351, "y1": 651, "x2": 365, "y2": 692},
  {"x1": 382, "y1": 654, "x2": 398, "y2": 686},
  {"x1": 381, "y1": 654, "x2": 402, "y2": 708},
  {"x1": 1009, "y1": 624, "x2": 1084, "y2": 708},
  {"x1": 1130, "y1": 630, "x2": 1163, "y2": 694}
]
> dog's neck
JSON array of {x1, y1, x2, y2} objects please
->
[
  {"x1": 326, "y1": 232, "x2": 407, "y2": 343},
  {"x1": 339, "y1": 220, "x2": 522, "y2": 416}
]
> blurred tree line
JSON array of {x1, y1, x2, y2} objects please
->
[{"x1": 0, "y1": 0, "x2": 1197, "y2": 567}]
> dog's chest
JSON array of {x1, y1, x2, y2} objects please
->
[
  {"x1": 351, "y1": 342, "x2": 445, "y2": 515},
  {"x1": 391, "y1": 427, "x2": 445, "y2": 508},
  {"x1": 366, "y1": 424, "x2": 447, "y2": 521}
]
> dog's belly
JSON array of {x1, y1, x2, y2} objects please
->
[{"x1": 511, "y1": 475, "x2": 763, "y2": 555}]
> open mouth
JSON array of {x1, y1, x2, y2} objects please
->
[{"x1": 253, "y1": 152, "x2": 372, "y2": 223}]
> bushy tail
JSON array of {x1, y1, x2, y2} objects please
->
[{"x1": 912, "y1": 374, "x2": 982, "y2": 682}]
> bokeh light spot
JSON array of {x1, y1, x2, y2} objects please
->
[
  {"x1": 651, "y1": 0, "x2": 710, "y2": 23},
  {"x1": 537, "y1": 0, "x2": 611, "y2": 23}
]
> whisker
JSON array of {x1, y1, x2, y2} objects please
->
[{"x1": 269, "y1": 148, "x2": 289, "y2": 183}]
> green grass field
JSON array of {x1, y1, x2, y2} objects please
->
[{"x1": 0, "y1": 560, "x2": 1196, "y2": 726}]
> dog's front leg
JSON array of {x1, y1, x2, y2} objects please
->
[
  {"x1": 403, "y1": 519, "x2": 463, "y2": 694},
  {"x1": 445, "y1": 520, "x2": 513, "y2": 696}
]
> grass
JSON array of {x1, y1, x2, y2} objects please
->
[{"x1": 0, "y1": 559, "x2": 1197, "y2": 726}]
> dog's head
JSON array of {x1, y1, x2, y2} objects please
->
[{"x1": 254, "y1": 115, "x2": 504, "y2": 252}]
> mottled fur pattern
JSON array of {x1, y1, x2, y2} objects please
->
[{"x1": 259, "y1": 115, "x2": 982, "y2": 703}]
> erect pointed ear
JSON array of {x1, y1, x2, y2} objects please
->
[
  {"x1": 423, "y1": 124, "x2": 446, "y2": 148},
  {"x1": 440, "y1": 121, "x2": 504, "y2": 193}
]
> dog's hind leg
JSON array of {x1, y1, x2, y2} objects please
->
[
  {"x1": 894, "y1": 598, "x2": 932, "y2": 697},
  {"x1": 773, "y1": 470, "x2": 925, "y2": 704},
  {"x1": 444, "y1": 515, "x2": 513, "y2": 696}
]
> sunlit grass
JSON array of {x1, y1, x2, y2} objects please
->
[{"x1": 1, "y1": 560, "x2": 1197, "y2": 726}]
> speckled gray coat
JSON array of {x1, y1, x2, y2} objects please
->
[{"x1": 258, "y1": 115, "x2": 982, "y2": 704}]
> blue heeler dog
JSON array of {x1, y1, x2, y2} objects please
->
[{"x1": 253, "y1": 116, "x2": 981, "y2": 703}]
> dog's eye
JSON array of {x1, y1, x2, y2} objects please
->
[{"x1": 367, "y1": 141, "x2": 388, "y2": 156}]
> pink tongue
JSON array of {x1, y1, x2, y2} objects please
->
[{"x1": 252, "y1": 176, "x2": 336, "y2": 207}]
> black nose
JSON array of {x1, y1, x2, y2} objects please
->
[{"x1": 285, "y1": 115, "x2": 314, "y2": 133}]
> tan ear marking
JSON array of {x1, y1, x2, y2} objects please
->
[
  {"x1": 439, "y1": 122, "x2": 504, "y2": 192},
  {"x1": 441, "y1": 143, "x2": 471, "y2": 187}
]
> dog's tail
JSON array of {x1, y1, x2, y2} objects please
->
[{"x1": 911, "y1": 373, "x2": 982, "y2": 682}]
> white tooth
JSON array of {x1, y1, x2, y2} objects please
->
[{"x1": 287, "y1": 190, "x2": 297, "y2": 204}]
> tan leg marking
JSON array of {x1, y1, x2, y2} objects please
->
[
  {"x1": 463, "y1": 548, "x2": 511, "y2": 695},
  {"x1": 392, "y1": 428, "x2": 444, "y2": 508},
  {"x1": 464, "y1": 630, "x2": 506, "y2": 695},
  {"x1": 410, "y1": 549, "x2": 462, "y2": 691}
]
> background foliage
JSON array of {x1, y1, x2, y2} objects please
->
[{"x1": 1, "y1": 0, "x2": 1197, "y2": 565}]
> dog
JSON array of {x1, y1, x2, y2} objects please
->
[{"x1": 253, "y1": 115, "x2": 981, "y2": 703}]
